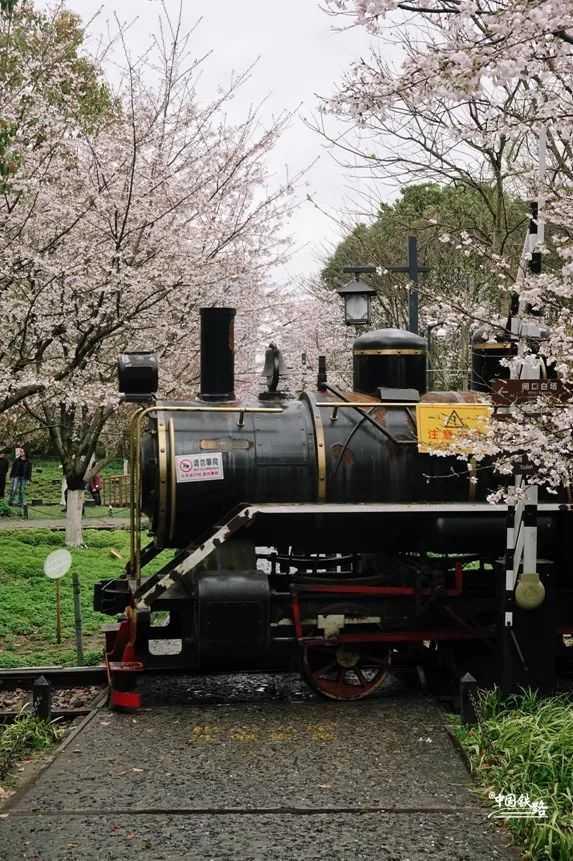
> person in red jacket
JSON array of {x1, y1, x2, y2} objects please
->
[
  {"x1": 9, "y1": 451, "x2": 32, "y2": 506},
  {"x1": 89, "y1": 473, "x2": 102, "y2": 507}
]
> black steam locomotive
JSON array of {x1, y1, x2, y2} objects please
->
[{"x1": 95, "y1": 308, "x2": 573, "y2": 709}]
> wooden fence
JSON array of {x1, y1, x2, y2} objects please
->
[{"x1": 101, "y1": 475, "x2": 130, "y2": 508}]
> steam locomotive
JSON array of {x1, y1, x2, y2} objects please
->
[{"x1": 95, "y1": 308, "x2": 573, "y2": 709}]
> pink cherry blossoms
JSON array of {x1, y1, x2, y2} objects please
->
[{"x1": 324, "y1": 0, "x2": 573, "y2": 495}]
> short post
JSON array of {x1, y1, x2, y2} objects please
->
[
  {"x1": 32, "y1": 676, "x2": 52, "y2": 720},
  {"x1": 72, "y1": 571, "x2": 84, "y2": 664},
  {"x1": 55, "y1": 579, "x2": 62, "y2": 644},
  {"x1": 460, "y1": 672, "x2": 478, "y2": 725}
]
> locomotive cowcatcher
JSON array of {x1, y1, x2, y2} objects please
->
[{"x1": 94, "y1": 306, "x2": 573, "y2": 710}]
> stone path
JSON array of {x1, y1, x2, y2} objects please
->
[{"x1": 0, "y1": 677, "x2": 522, "y2": 861}]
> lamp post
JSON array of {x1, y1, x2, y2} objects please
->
[
  {"x1": 337, "y1": 237, "x2": 430, "y2": 333},
  {"x1": 337, "y1": 266, "x2": 377, "y2": 326}
]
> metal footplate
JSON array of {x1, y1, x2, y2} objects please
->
[{"x1": 133, "y1": 501, "x2": 569, "y2": 611}]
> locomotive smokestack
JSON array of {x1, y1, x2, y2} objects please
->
[{"x1": 199, "y1": 307, "x2": 236, "y2": 402}]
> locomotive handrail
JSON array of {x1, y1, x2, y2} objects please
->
[
  {"x1": 127, "y1": 403, "x2": 284, "y2": 584},
  {"x1": 315, "y1": 401, "x2": 478, "y2": 408},
  {"x1": 317, "y1": 383, "x2": 418, "y2": 447}
]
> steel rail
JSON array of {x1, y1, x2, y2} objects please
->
[{"x1": 0, "y1": 666, "x2": 107, "y2": 691}]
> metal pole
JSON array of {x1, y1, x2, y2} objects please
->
[
  {"x1": 408, "y1": 236, "x2": 419, "y2": 335},
  {"x1": 72, "y1": 571, "x2": 84, "y2": 664},
  {"x1": 55, "y1": 580, "x2": 62, "y2": 644}
]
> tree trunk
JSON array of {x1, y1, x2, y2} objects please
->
[{"x1": 65, "y1": 489, "x2": 84, "y2": 547}]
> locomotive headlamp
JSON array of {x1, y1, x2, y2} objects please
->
[
  {"x1": 118, "y1": 352, "x2": 158, "y2": 402},
  {"x1": 337, "y1": 270, "x2": 377, "y2": 326}
]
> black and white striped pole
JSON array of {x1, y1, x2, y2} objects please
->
[{"x1": 502, "y1": 133, "x2": 547, "y2": 692}]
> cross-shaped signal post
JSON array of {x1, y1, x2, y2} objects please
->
[{"x1": 385, "y1": 236, "x2": 430, "y2": 336}]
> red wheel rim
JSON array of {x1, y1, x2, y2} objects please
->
[{"x1": 302, "y1": 644, "x2": 388, "y2": 701}]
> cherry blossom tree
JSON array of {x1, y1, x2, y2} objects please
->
[
  {"x1": 323, "y1": 1, "x2": 573, "y2": 495},
  {"x1": 1, "y1": 2, "x2": 296, "y2": 543}
]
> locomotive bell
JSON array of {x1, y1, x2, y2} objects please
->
[
  {"x1": 261, "y1": 343, "x2": 287, "y2": 391},
  {"x1": 515, "y1": 572, "x2": 546, "y2": 610}
]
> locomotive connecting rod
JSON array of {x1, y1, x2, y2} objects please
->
[{"x1": 317, "y1": 383, "x2": 417, "y2": 446}]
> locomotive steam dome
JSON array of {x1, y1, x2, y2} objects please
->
[{"x1": 353, "y1": 328, "x2": 427, "y2": 396}]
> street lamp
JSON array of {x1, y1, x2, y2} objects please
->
[{"x1": 336, "y1": 271, "x2": 377, "y2": 326}]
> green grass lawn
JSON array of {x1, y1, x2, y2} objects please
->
[
  {"x1": 0, "y1": 529, "x2": 173, "y2": 668},
  {"x1": 452, "y1": 689, "x2": 573, "y2": 860},
  {"x1": 1, "y1": 457, "x2": 129, "y2": 520}
]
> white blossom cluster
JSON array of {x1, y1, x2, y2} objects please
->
[
  {"x1": 0, "y1": 3, "x2": 297, "y2": 483},
  {"x1": 323, "y1": 0, "x2": 573, "y2": 497}
]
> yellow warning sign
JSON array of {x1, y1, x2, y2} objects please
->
[{"x1": 415, "y1": 403, "x2": 492, "y2": 453}]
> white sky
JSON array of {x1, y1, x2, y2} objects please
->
[{"x1": 45, "y1": 0, "x2": 395, "y2": 286}]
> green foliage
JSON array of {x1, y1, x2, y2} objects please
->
[
  {"x1": 452, "y1": 689, "x2": 573, "y2": 860},
  {"x1": 322, "y1": 182, "x2": 526, "y2": 303},
  {"x1": 0, "y1": 499, "x2": 12, "y2": 517},
  {"x1": 0, "y1": 528, "x2": 172, "y2": 667},
  {"x1": 0, "y1": 713, "x2": 62, "y2": 779},
  {"x1": 1, "y1": 457, "x2": 127, "y2": 518},
  {"x1": 0, "y1": 0, "x2": 17, "y2": 16},
  {"x1": 0, "y1": 119, "x2": 19, "y2": 187},
  {"x1": 0, "y1": 2, "x2": 117, "y2": 184}
]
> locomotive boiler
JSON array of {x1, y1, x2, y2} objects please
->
[{"x1": 95, "y1": 308, "x2": 573, "y2": 709}]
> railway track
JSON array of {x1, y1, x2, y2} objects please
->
[
  {"x1": 0, "y1": 665, "x2": 107, "y2": 692},
  {"x1": 0, "y1": 666, "x2": 108, "y2": 726}
]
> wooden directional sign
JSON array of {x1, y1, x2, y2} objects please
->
[{"x1": 491, "y1": 379, "x2": 572, "y2": 406}]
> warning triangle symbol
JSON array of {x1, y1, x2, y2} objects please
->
[{"x1": 445, "y1": 410, "x2": 466, "y2": 429}]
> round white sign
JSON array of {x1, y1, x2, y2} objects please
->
[{"x1": 44, "y1": 548, "x2": 72, "y2": 580}]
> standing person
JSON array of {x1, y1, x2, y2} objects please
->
[
  {"x1": 89, "y1": 472, "x2": 102, "y2": 507},
  {"x1": 9, "y1": 450, "x2": 32, "y2": 507},
  {"x1": 0, "y1": 452, "x2": 9, "y2": 498}
]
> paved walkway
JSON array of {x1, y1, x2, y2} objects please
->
[
  {"x1": 0, "y1": 676, "x2": 522, "y2": 861},
  {"x1": 0, "y1": 517, "x2": 134, "y2": 530}
]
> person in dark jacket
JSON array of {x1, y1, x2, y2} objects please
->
[
  {"x1": 9, "y1": 451, "x2": 32, "y2": 506},
  {"x1": 0, "y1": 452, "x2": 9, "y2": 498}
]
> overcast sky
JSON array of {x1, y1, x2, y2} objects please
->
[{"x1": 47, "y1": 1, "x2": 394, "y2": 285}]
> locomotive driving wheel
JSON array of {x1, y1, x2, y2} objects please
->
[{"x1": 302, "y1": 643, "x2": 389, "y2": 701}]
